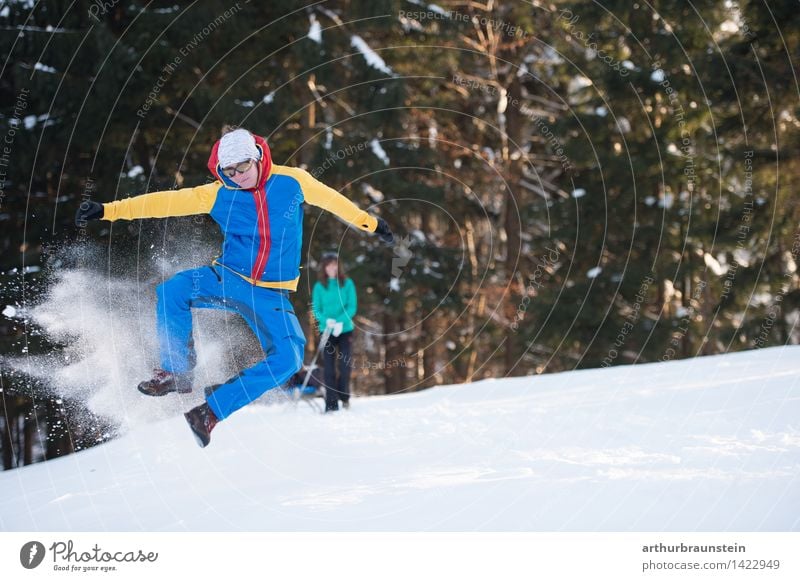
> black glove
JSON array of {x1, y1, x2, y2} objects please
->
[
  {"x1": 75, "y1": 201, "x2": 104, "y2": 226},
  {"x1": 374, "y1": 217, "x2": 394, "y2": 247}
]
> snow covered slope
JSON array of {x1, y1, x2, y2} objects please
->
[{"x1": 2, "y1": 347, "x2": 798, "y2": 531}]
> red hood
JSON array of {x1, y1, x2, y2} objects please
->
[{"x1": 207, "y1": 132, "x2": 272, "y2": 190}]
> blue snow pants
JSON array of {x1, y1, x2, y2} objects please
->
[{"x1": 155, "y1": 265, "x2": 306, "y2": 421}]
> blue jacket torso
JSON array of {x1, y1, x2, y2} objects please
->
[{"x1": 210, "y1": 172, "x2": 305, "y2": 284}]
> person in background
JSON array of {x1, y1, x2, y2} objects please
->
[{"x1": 312, "y1": 252, "x2": 357, "y2": 412}]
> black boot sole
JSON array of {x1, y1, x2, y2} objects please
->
[
  {"x1": 138, "y1": 384, "x2": 192, "y2": 397},
  {"x1": 184, "y1": 411, "x2": 211, "y2": 448}
]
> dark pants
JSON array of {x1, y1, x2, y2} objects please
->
[{"x1": 322, "y1": 331, "x2": 352, "y2": 411}]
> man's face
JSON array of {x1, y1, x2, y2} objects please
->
[{"x1": 224, "y1": 159, "x2": 259, "y2": 189}]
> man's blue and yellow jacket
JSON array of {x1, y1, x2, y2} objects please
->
[{"x1": 102, "y1": 132, "x2": 377, "y2": 292}]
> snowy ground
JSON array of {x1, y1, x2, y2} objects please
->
[{"x1": 1, "y1": 346, "x2": 798, "y2": 532}]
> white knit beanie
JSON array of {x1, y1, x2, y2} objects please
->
[{"x1": 218, "y1": 129, "x2": 261, "y2": 168}]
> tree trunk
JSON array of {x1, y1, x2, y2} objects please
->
[
  {"x1": 419, "y1": 312, "x2": 442, "y2": 389},
  {"x1": 503, "y1": 76, "x2": 525, "y2": 375},
  {"x1": 383, "y1": 307, "x2": 406, "y2": 394},
  {"x1": 23, "y1": 412, "x2": 35, "y2": 466},
  {"x1": 1, "y1": 395, "x2": 16, "y2": 470}
]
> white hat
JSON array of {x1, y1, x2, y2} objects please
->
[{"x1": 218, "y1": 129, "x2": 261, "y2": 168}]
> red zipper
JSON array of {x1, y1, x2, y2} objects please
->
[{"x1": 250, "y1": 187, "x2": 271, "y2": 280}]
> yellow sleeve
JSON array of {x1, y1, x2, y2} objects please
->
[
  {"x1": 273, "y1": 165, "x2": 377, "y2": 233},
  {"x1": 102, "y1": 181, "x2": 220, "y2": 221}
]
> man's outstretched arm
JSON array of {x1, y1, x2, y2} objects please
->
[
  {"x1": 275, "y1": 165, "x2": 394, "y2": 245},
  {"x1": 75, "y1": 182, "x2": 220, "y2": 225}
]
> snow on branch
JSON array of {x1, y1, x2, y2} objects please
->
[{"x1": 350, "y1": 35, "x2": 394, "y2": 76}]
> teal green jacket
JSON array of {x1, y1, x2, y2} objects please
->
[{"x1": 311, "y1": 277, "x2": 357, "y2": 334}]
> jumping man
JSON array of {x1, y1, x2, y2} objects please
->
[{"x1": 76, "y1": 128, "x2": 394, "y2": 447}]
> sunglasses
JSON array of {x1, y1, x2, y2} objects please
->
[{"x1": 221, "y1": 159, "x2": 255, "y2": 178}]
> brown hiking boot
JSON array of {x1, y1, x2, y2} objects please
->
[
  {"x1": 184, "y1": 402, "x2": 219, "y2": 448},
  {"x1": 137, "y1": 369, "x2": 193, "y2": 397}
]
